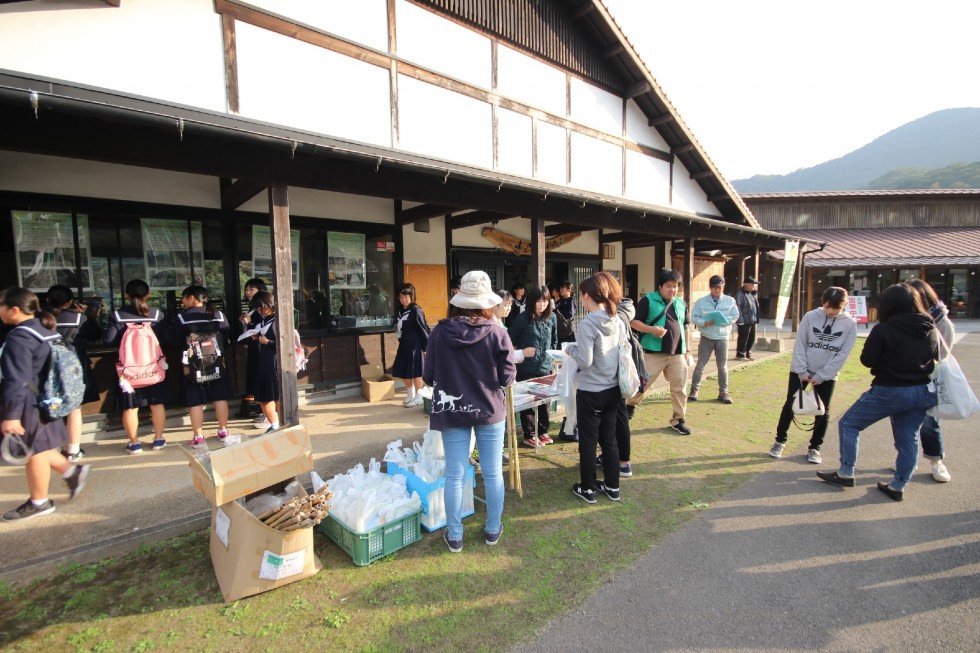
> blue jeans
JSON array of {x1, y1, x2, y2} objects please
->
[
  {"x1": 919, "y1": 415, "x2": 944, "y2": 460},
  {"x1": 442, "y1": 421, "x2": 505, "y2": 541},
  {"x1": 837, "y1": 384, "x2": 936, "y2": 491}
]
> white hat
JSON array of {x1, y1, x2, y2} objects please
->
[{"x1": 450, "y1": 271, "x2": 502, "y2": 310}]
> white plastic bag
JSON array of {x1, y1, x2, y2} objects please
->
[{"x1": 928, "y1": 351, "x2": 980, "y2": 420}]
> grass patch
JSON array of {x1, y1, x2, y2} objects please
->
[{"x1": 0, "y1": 353, "x2": 872, "y2": 652}]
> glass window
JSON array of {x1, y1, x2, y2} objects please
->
[
  {"x1": 948, "y1": 269, "x2": 969, "y2": 318},
  {"x1": 898, "y1": 268, "x2": 920, "y2": 282}
]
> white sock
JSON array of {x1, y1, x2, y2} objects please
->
[
  {"x1": 31, "y1": 498, "x2": 49, "y2": 507},
  {"x1": 66, "y1": 443, "x2": 80, "y2": 455},
  {"x1": 405, "y1": 385, "x2": 416, "y2": 400},
  {"x1": 270, "y1": 422, "x2": 280, "y2": 430}
]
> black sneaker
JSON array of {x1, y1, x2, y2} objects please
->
[
  {"x1": 596, "y1": 480, "x2": 621, "y2": 502},
  {"x1": 816, "y1": 470, "x2": 855, "y2": 488},
  {"x1": 443, "y1": 529, "x2": 463, "y2": 553},
  {"x1": 3, "y1": 498, "x2": 56, "y2": 521},
  {"x1": 670, "y1": 420, "x2": 692, "y2": 436},
  {"x1": 485, "y1": 523, "x2": 503, "y2": 546},
  {"x1": 62, "y1": 448, "x2": 86, "y2": 463},
  {"x1": 688, "y1": 392, "x2": 699, "y2": 402},
  {"x1": 572, "y1": 483, "x2": 597, "y2": 504},
  {"x1": 65, "y1": 464, "x2": 91, "y2": 500}
]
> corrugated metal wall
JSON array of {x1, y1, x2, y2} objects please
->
[
  {"x1": 411, "y1": 0, "x2": 627, "y2": 92},
  {"x1": 749, "y1": 200, "x2": 980, "y2": 230}
]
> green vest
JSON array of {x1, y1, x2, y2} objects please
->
[{"x1": 639, "y1": 291, "x2": 687, "y2": 354}]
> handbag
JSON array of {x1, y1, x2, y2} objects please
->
[
  {"x1": 928, "y1": 331, "x2": 980, "y2": 420},
  {"x1": 792, "y1": 386, "x2": 825, "y2": 416},
  {"x1": 618, "y1": 323, "x2": 641, "y2": 399}
]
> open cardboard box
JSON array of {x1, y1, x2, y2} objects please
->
[
  {"x1": 360, "y1": 363, "x2": 395, "y2": 402},
  {"x1": 183, "y1": 424, "x2": 322, "y2": 602}
]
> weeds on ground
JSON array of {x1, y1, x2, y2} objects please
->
[{"x1": 0, "y1": 354, "x2": 871, "y2": 653}]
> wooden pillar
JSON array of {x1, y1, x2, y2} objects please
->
[
  {"x1": 530, "y1": 217, "x2": 546, "y2": 288},
  {"x1": 752, "y1": 246, "x2": 761, "y2": 280},
  {"x1": 268, "y1": 182, "x2": 299, "y2": 426},
  {"x1": 792, "y1": 250, "x2": 806, "y2": 332},
  {"x1": 684, "y1": 237, "x2": 695, "y2": 309}
]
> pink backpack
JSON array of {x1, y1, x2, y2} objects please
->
[{"x1": 116, "y1": 318, "x2": 167, "y2": 389}]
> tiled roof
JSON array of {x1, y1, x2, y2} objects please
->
[
  {"x1": 742, "y1": 189, "x2": 980, "y2": 200},
  {"x1": 774, "y1": 227, "x2": 980, "y2": 267}
]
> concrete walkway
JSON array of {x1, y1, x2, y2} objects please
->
[{"x1": 513, "y1": 327, "x2": 980, "y2": 653}]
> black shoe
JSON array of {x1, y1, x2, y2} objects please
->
[
  {"x1": 735, "y1": 353, "x2": 747, "y2": 359},
  {"x1": 3, "y1": 498, "x2": 56, "y2": 521},
  {"x1": 62, "y1": 448, "x2": 86, "y2": 463},
  {"x1": 670, "y1": 420, "x2": 692, "y2": 436},
  {"x1": 596, "y1": 480, "x2": 621, "y2": 502},
  {"x1": 571, "y1": 483, "x2": 597, "y2": 504},
  {"x1": 65, "y1": 464, "x2": 91, "y2": 500},
  {"x1": 816, "y1": 470, "x2": 855, "y2": 488},
  {"x1": 877, "y1": 481, "x2": 904, "y2": 502},
  {"x1": 688, "y1": 393, "x2": 699, "y2": 402},
  {"x1": 626, "y1": 404, "x2": 636, "y2": 420}
]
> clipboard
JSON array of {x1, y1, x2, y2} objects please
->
[{"x1": 701, "y1": 310, "x2": 731, "y2": 326}]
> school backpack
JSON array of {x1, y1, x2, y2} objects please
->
[
  {"x1": 184, "y1": 325, "x2": 225, "y2": 384},
  {"x1": 618, "y1": 314, "x2": 649, "y2": 394},
  {"x1": 14, "y1": 326, "x2": 85, "y2": 420},
  {"x1": 116, "y1": 315, "x2": 167, "y2": 389}
]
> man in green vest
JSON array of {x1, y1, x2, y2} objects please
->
[{"x1": 629, "y1": 269, "x2": 693, "y2": 435}]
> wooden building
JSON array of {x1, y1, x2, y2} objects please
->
[{"x1": 0, "y1": 0, "x2": 803, "y2": 424}]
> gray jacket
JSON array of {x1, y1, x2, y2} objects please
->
[
  {"x1": 791, "y1": 307, "x2": 858, "y2": 384},
  {"x1": 565, "y1": 309, "x2": 625, "y2": 392}
]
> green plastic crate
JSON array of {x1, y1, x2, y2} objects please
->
[{"x1": 318, "y1": 509, "x2": 422, "y2": 566}]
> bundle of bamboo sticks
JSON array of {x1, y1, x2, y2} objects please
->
[{"x1": 255, "y1": 486, "x2": 333, "y2": 532}]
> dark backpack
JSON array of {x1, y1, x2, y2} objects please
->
[
  {"x1": 619, "y1": 314, "x2": 649, "y2": 393},
  {"x1": 184, "y1": 326, "x2": 225, "y2": 384},
  {"x1": 15, "y1": 326, "x2": 85, "y2": 420},
  {"x1": 555, "y1": 310, "x2": 575, "y2": 343}
]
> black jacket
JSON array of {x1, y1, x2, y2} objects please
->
[{"x1": 861, "y1": 313, "x2": 938, "y2": 386}]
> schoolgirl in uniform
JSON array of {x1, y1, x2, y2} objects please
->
[
  {"x1": 246, "y1": 291, "x2": 280, "y2": 433},
  {"x1": 392, "y1": 283, "x2": 430, "y2": 407},
  {"x1": 177, "y1": 285, "x2": 234, "y2": 448},
  {"x1": 239, "y1": 278, "x2": 270, "y2": 430},
  {"x1": 1, "y1": 287, "x2": 90, "y2": 521},
  {"x1": 46, "y1": 285, "x2": 101, "y2": 462},
  {"x1": 104, "y1": 279, "x2": 173, "y2": 454}
]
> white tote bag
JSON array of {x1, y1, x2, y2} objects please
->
[
  {"x1": 928, "y1": 332, "x2": 980, "y2": 420},
  {"x1": 792, "y1": 386, "x2": 825, "y2": 416}
]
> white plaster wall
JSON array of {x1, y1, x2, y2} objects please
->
[
  {"x1": 496, "y1": 108, "x2": 533, "y2": 177},
  {"x1": 245, "y1": 0, "x2": 389, "y2": 52},
  {"x1": 569, "y1": 77, "x2": 622, "y2": 135},
  {"x1": 496, "y1": 45, "x2": 566, "y2": 118},
  {"x1": 626, "y1": 245, "x2": 656, "y2": 297},
  {"x1": 550, "y1": 228, "x2": 598, "y2": 256},
  {"x1": 0, "y1": 151, "x2": 220, "y2": 208},
  {"x1": 402, "y1": 216, "x2": 446, "y2": 264},
  {"x1": 396, "y1": 0, "x2": 491, "y2": 89},
  {"x1": 452, "y1": 217, "x2": 525, "y2": 248},
  {"x1": 535, "y1": 121, "x2": 567, "y2": 186},
  {"x1": 236, "y1": 22, "x2": 391, "y2": 147},
  {"x1": 569, "y1": 133, "x2": 623, "y2": 197},
  {"x1": 239, "y1": 187, "x2": 394, "y2": 224},
  {"x1": 624, "y1": 149, "x2": 671, "y2": 206},
  {"x1": 671, "y1": 165, "x2": 716, "y2": 215},
  {"x1": 0, "y1": 0, "x2": 225, "y2": 112},
  {"x1": 625, "y1": 100, "x2": 671, "y2": 151},
  {"x1": 398, "y1": 75, "x2": 492, "y2": 169}
]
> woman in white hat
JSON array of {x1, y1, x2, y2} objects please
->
[{"x1": 423, "y1": 271, "x2": 517, "y2": 552}]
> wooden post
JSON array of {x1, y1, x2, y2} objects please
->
[
  {"x1": 530, "y1": 217, "x2": 545, "y2": 288},
  {"x1": 268, "y1": 182, "x2": 299, "y2": 426},
  {"x1": 684, "y1": 237, "x2": 695, "y2": 309}
]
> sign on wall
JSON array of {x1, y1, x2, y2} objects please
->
[
  {"x1": 328, "y1": 232, "x2": 366, "y2": 289},
  {"x1": 252, "y1": 225, "x2": 300, "y2": 290},
  {"x1": 141, "y1": 218, "x2": 204, "y2": 291},
  {"x1": 774, "y1": 240, "x2": 799, "y2": 330},
  {"x1": 12, "y1": 211, "x2": 94, "y2": 292},
  {"x1": 846, "y1": 295, "x2": 868, "y2": 324}
]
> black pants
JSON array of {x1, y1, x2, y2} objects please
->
[
  {"x1": 737, "y1": 323, "x2": 757, "y2": 356},
  {"x1": 775, "y1": 372, "x2": 837, "y2": 450},
  {"x1": 577, "y1": 386, "x2": 626, "y2": 490},
  {"x1": 518, "y1": 371, "x2": 550, "y2": 435}
]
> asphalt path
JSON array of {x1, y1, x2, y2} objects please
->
[{"x1": 513, "y1": 332, "x2": 980, "y2": 653}]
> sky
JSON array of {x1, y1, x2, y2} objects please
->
[{"x1": 602, "y1": 0, "x2": 980, "y2": 181}]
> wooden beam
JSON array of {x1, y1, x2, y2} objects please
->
[
  {"x1": 530, "y1": 218, "x2": 545, "y2": 288},
  {"x1": 601, "y1": 43, "x2": 624, "y2": 59},
  {"x1": 672, "y1": 144, "x2": 696, "y2": 155},
  {"x1": 105, "y1": 0, "x2": 121, "y2": 6},
  {"x1": 649, "y1": 114, "x2": 674, "y2": 127},
  {"x1": 221, "y1": 15, "x2": 239, "y2": 114},
  {"x1": 690, "y1": 170, "x2": 714, "y2": 180},
  {"x1": 545, "y1": 223, "x2": 592, "y2": 237},
  {"x1": 220, "y1": 177, "x2": 266, "y2": 211},
  {"x1": 707, "y1": 193, "x2": 730, "y2": 203},
  {"x1": 395, "y1": 203, "x2": 461, "y2": 225},
  {"x1": 625, "y1": 80, "x2": 652, "y2": 99},
  {"x1": 684, "y1": 237, "x2": 695, "y2": 308},
  {"x1": 268, "y1": 183, "x2": 298, "y2": 426},
  {"x1": 447, "y1": 210, "x2": 512, "y2": 230},
  {"x1": 572, "y1": 3, "x2": 595, "y2": 19}
]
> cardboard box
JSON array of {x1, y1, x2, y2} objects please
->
[
  {"x1": 183, "y1": 425, "x2": 322, "y2": 602},
  {"x1": 360, "y1": 364, "x2": 395, "y2": 402}
]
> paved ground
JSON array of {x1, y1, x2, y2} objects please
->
[{"x1": 513, "y1": 326, "x2": 980, "y2": 653}]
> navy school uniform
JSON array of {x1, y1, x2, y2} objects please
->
[
  {"x1": 392, "y1": 304, "x2": 430, "y2": 379},
  {"x1": 104, "y1": 307, "x2": 175, "y2": 410},
  {"x1": 54, "y1": 309, "x2": 101, "y2": 404},
  {"x1": 176, "y1": 307, "x2": 235, "y2": 407},
  {"x1": 246, "y1": 314, "x2": 280, "y2": 403},
  {"x1": 1, "y1": 318, "x2": 68, "y2": 455},
  {"x1": 241, "y1": 308, "x2": 260, "y2": 397}
]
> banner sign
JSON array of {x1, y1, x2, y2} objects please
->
[
  {"x1": 846, "y1": 295, "x2": 868, "y2": 324},
  {"x1": 773, "y1": 240, "x2": 799, "y2": 330}
]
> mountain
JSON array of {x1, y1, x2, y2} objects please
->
[
  {"x1": 732, "y1": 107, "x2": 980, "y2": 193},
  {"x1": 865, "y1": 161, "x2": 980, "y2": 189}
]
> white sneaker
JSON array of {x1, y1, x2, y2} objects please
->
[
  {"x1": 769, "y1": 441, "x2": 785, "y2": 458},
  {"x1": 402, "y1": 395, "x2": 415, "y2": 406},
  {"x1": 807, "y1": 449, "x2": 822, "y2": 464},
  {"x1": 417, "y1": 386, "x2": 433, "y2": 400},
  {"x1": 252, "y1": 418, "x2": 271, "y2": 430},
  {"x1": 408, "y1": 395, "x2": 424, "y2": 407},
  {"x1": 931, "y1": 461, "x2": 952, "y2": 483}
]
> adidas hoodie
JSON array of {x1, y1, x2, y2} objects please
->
[{"x1": 791, "y1": 307, "x2": 858, "y2": 384}]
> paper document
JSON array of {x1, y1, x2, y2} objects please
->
[
  {"x1": 701, "y1": 310, "x2": 731, "y2": 326},
  {"x1": 237, "y1": 322, "x2": 272, "y2": 342}
]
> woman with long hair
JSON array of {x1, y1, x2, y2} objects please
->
[
  {"x1": 423, "y1": 271, "x2": 516, "y2": 552},
  {"x1": 817, "y1": 283, "x2": 939, "y2": 501},
  {"x1": 392, "y1": 282, "x2": 430, "y2": 407},
  {"x1": 507, "y1": 285, "x2": 558, "y2": 446}
]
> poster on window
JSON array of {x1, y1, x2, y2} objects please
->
[
  {"x1": 251, "y1": 225, "x2": 300, "y2": 290},
  {"x1": 141, "y1": 218, "x2": 204, "y2": 291},
  {"x1": 12, "y1": 211, "x2": 94, "y2": 292},
  {"x1": 328, "y1": 232, "x2": 366, "y2": 289}
]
